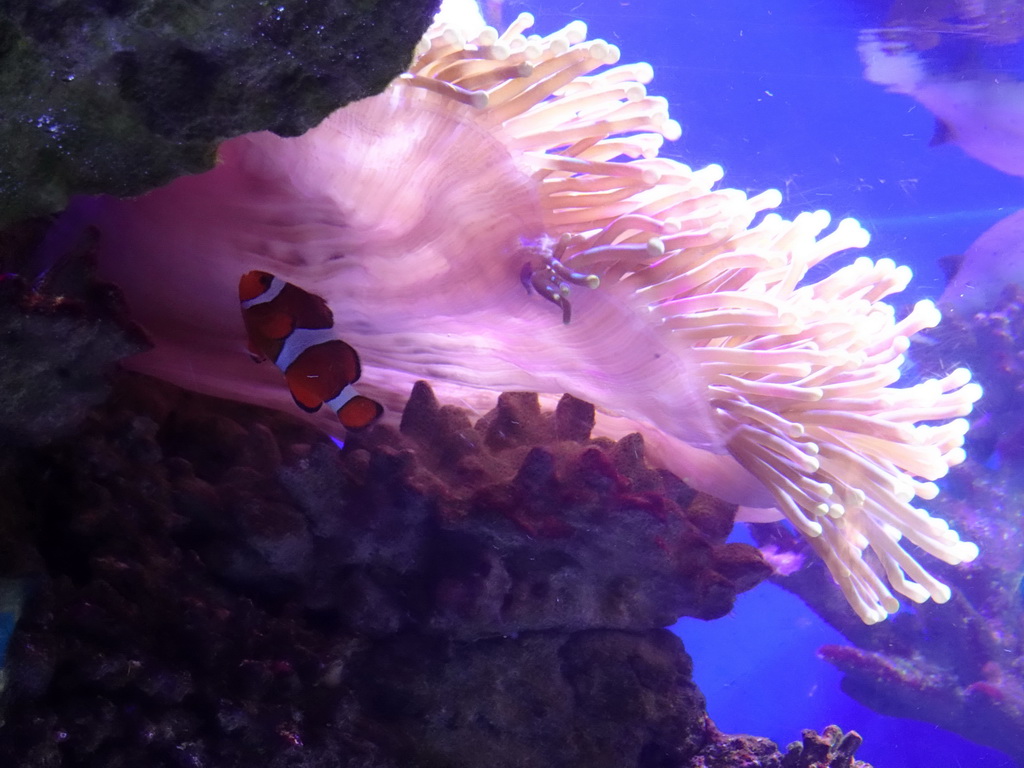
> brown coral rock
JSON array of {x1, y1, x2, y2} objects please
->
[{"x1": 276, "y1": 381, "x2": 773, "y2": 636}]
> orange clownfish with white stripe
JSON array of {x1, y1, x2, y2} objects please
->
[{"x1": 239, "y1": 270, "x2": 383, "y2": 430}]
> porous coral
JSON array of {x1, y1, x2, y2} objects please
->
[{"x1": 57, "y1": 11, "x2": 980, "y2": 623}]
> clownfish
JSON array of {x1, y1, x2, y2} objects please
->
[{"x1": 239, "y1": 270, "x2": 383, "y2": 430}]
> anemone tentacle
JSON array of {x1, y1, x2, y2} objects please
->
[
  {"x1": 72, "y1": 10, "x2": 981, "y2": 624},
  {"x1": 406, "y1": 11, "x2": 981, "y2": 623}
]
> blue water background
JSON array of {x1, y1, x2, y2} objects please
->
[{"x1": 519, "y1": 1, "x2": 1021, "y2": 766}]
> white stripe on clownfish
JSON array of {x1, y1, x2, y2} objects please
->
[
  {"x1": 240, "y1": 274, "x2": 287, "y2": 309},
  {"x1": 273, "y1": 326, "x2": 338, "y2": 372},
  {"x1": 238, "y1": 269, "x2": 384, "y2": 430}
]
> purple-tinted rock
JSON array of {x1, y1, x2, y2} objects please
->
[{"x1": 0, "y1": 373, "x2": 862, "y2": 767}]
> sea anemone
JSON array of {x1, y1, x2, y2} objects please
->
[{"x1": 55, "y1": 9, "x2": 981, "y2": 623}]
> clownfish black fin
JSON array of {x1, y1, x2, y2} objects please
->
[{"x1": 290, "y1": 391, "x2": 323, "y2": 414}]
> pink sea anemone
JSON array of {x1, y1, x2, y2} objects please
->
[{"x1": 56, "y1": 10, "x2": 981, "y2": 623}]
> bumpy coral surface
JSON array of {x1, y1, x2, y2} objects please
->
[
  {"x1": 0, "y1": 372, "x2": 863, "y2": 768},
  {"x1": 693, "y1": 724, "x2": 870, "y2": 768}
]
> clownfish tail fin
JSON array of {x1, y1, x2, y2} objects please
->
[{"x1": 338, "y1": 395, "x2": 383, "y2": 430}]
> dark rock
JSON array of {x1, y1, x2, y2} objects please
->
[
  {"x1": 0, "y1": 0, "x2": 440, "y2": 225},
  {"x1": 350, "y1": 629, "x2": 708, "y2": 768},
  {"x1": 0, "y1": 374, "x2": 859, "y2": 767},
  {"x1": 0, "y1": 224, "x2": 149, "y2": 446}
]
